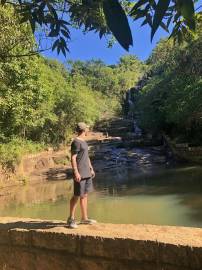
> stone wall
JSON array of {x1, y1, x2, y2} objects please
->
[
  {"x1": 0, "y1": 131, "x2": 105, "y2": 187},
  {"x1": 173, "y1": 145, "x2": 202, "y2": 163},
  {"x1": 164, "y1": 135, "x2": 202, "y2": 164},
  {"x1": 0, "y1": 217, "x2": 202, "y2": 270},
  {"x1": 0, "y1": 149, "x2": 71, "y2": 188}
]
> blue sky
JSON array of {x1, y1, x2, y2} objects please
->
[
  {"x1": 43, "y1": 20, "x2": 167, "y2": 65},
  {"x1": 42, "y1": 1, "x2": 202, "y2": 65}
]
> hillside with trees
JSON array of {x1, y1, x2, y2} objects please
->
[
  {"x1": 0, "y1": 4, "x2": 201, "y2": 172},
  {"x1": 131, "y1": 15, "x2": 202, "y2": 146},
  {"x1": 0, "y1": 5, "x2": 145, "y2": 170}
]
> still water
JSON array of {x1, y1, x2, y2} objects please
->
[{"x1": 0, "y1": 165, "x2": 202, "y2": 227}]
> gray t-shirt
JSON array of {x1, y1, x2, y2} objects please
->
[{"x1": 71, "y1": 138, "x2": 91, "y2": 179}]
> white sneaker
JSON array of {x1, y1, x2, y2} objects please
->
[{"x1": 67, "y1": 217, "x2": 78, "y2": 229}]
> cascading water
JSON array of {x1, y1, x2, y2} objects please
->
[
  {"x1": 126, "y1": 88, "x2": 134, "y2": 119},
  {"x1": 125, "y1": 87, "x2": 142, "y2": 137},
  {"x1": 133, "y1": 120, "x2": 142, "y2": 137}
]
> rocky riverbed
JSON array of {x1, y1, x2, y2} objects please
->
[
  {"x1": 91, "y1": 140, "x2": 170, "y2": 173},
  {"x1": 1, "y1": 118, "x2": 202, "y2": 228},
  {"x1": 91, "y1": 117, "x2": 173, "y2": 175},
  {"x1": 0, "y1": 117, "x2": 173, "y2": 192}
]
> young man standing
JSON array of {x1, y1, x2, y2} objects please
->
[{"x1": 67, "y1": 122, "x2": 96, "y2": 228}]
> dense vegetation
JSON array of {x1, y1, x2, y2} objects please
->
[
  {"x1": 131, "y1": 15, "x2": 202, "y2": 145},
  {"x1": 0, "y1": 5, "x2": 144, "y2": 170},
  {"x1": 1, "y1": 3, "x2": 201, "y2": 172}
]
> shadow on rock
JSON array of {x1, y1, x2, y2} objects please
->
[{"x1": 0, "y1": 220, "x2": 67, "y2": 230}]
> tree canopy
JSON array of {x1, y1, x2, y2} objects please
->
[
  {"x1": 130, "y1": 15, "x2": 202, "y2": 145},
  {"x1": 1, "y1": 0, "x2": 201, "y2": 56},
  {"x1": 0, "y1": 5, "x2": 147, "y2": 168},
  {"x1": 0, "y1": 4, "x2": 201, "y2": 169}
]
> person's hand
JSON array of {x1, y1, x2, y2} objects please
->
[
  {"x1": 91, "y1": 169, "x2": 95, "y2": 179},
  {"x1": 74, "y1": 171, "x2": 81, "y2": 182}
]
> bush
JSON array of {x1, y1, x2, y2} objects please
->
[
  {"x1": 133, "y1": 17, "x2": 202, "y2": 145},
  {"x1": 0, "y1": 138, "x2": 44, "y2": 170}
]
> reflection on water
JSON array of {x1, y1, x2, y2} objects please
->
[{"x1": 0, "y1": 165, "x2": 202, "y2": 227}]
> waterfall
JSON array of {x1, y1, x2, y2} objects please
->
[
  {"x1": 133, "y1": 120, "x2": 142, "y2": 137},
  {"x1": 126, "y1": 88, "x2": 134, "y2": 119},
  {"x1": 125, "y1": 88, "x2": 142, "y2": 137}
]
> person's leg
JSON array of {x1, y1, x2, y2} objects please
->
[
  {"x1": 79, "y1": 178, "x2": 96, "y2": 224},
  {"x1": 69, "y1": 179, "x2": 81, "y2": 219},
  {"x1": 80, "y1": 194, "x2": 88, "y2": 220},
  {"x1": 69, "y1": 195, "x2": 79, "y2": 219},
  {"x1": 84, "y1": 193, "x2": 88, "y2": 216}
]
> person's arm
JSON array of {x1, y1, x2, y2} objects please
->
[
  {"x1": 71, "y1": 140, "x2": 81, "y2": 182},
  {"x1": 88, "y1": 158, "x2": 95, "y2": 178},
  {"x1": 71, "y1": 154, "x2": 81, "y2": 182}
]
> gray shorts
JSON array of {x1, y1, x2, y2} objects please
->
[{"x1": 74, "y1": 177, "x2": 93, "y2": 197}]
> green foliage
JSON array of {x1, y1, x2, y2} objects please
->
[
  {"x1": 0, "y1": 138, "x2": 43, "y2": 170},
  {"x1": 130, "y1": 0, "x2": 198, "y2": 43},
  {"x1": 117, "y1": 55, "x2": 146, "y2": 91},
  {"x1": 0, "y1": 6, "x2": 145, "y2": 168},
  {"x1": 151, "y1": 0, "x2": 171, "y2": 40},
  {"x1": 103, "y1": 0, "x2": 133, "y2": 50},
  {"x1": 134, "y1": 16, "x2": 202, "y2": 145},
  {"x1": 69, "y1": 56, "x2": 145, "y2": 99},
  {"x1": 0, "y1": 5, "x2": 34, "y2": 60},
  {"x1": 0, "y1": 1, "x2": 200, "y2": 56}
]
